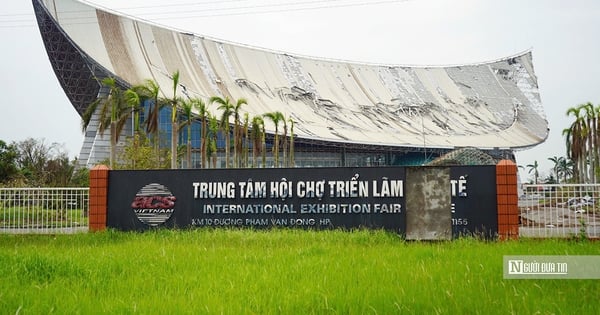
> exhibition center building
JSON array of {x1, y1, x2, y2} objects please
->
[{"x1": 33, "y1": 0, "x2": 548, "y2": 168}]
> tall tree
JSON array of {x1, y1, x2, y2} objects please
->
[
  {"x1": 581, "y1": 102, "x2": 597, "y2": 183},
  {"x1": 242, "y1": 112, "x2": 249, "y2": 168},
  {"x1": 163, "y1": 71, "x2": 181, "y2": 169},
  {"x1": 180, "y1": 99, "x2": 195, "y2": 168},
  {"x1": 288, "y1": 117, "x2": 295, "y2": 167},
  {"x1": 557, "y1": 157, "x2": 574, "y2": 183},
  {"x1": 132, "y1": 79, "x2": 163, "y2": 165},
  {"x1": 232, "y1": 98, "x2": 248, "y2": 168},
  {"x1": 562, "y1": 127, "x2": 577, "y2": 181},
  {"x1": 548, "y1": 156, "x2": 563, "y2": 184},
  {"x1": 251, "y1": 116, "x2": 264, "y2": 168},
  {"x1": 14, "y1": 139, "x2": 75, "y2": 187},
  {"x1": 210, "y1": 96, "x2": 234, "y2": 168},
  {"x1": 0, "y1": 140, "x2": 20, "y2": 184},
  {"x1": 45, "y1": 153, "x2": 75, "y2": 187},
  {"x1": 193, "y1": 98, "x2": 209, "y2": 169},
  {"x1": 596, "y1": 105, "x2": 600, "y2": 181},
  {"x1": 261, "y1": 118, "x2": 267, "y2": 168},
  {"x1": 564, "y1": 106, "x2": 584, "y2": 182},
  {"x1": 16, "y1": 138, "x2": 53, "y2": 184},
  {"x1": 564, "y1": 103, "x2": 599, "y2": 183},
  {"x1": 281, "y1": 116, "x2": 288, "y2": 167},
  {"x1": 123, "y1": 87, "x2": 146, "y2": 169},
  {"x1": 208, "y1": 113, "x2": 220, "y2": 168},
  {"x1": 124, "y1": 88, "x2": 142, "y2": 135},
  {"x1": 263, "y1": 111, "x2": 284, "y2": 167},
  {"x1": 526, "y1": 160, "x2": 540, "y2": 184},
  {"x1": 81, "y1": 77, "x2": 131, "y2": 168}
]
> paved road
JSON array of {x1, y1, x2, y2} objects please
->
[{"x1": 519, "y1": 196, "x2": 600, "y2": 238}]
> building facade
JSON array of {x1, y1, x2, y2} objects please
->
[{"x1": 33, "y1": 0, "x2": 548, "y2": 168}]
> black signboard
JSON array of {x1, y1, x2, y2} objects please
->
[
  {"x1": 106, "y1": 166, "x2": 498, "y2": 238},
  {"x1": 108, "y1": 167, "x2": 406, "y2": 233},
  {"x1": 450, "y1": 166, "x2": 498, "y2": 238}
]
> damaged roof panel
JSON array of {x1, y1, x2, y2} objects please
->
[{"x1": 37, "y1": 0, "x2": 549, "y2": 150}]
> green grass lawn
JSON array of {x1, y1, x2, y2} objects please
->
[
  {"x1": 0, "y1": 229, "x2": 598, "y2": 314},
  {"x1": 1, "y1": 207, "x2": 88, "y2": 228}
]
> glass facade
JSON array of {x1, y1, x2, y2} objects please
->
[{"x1": 134, "y1": 102, "x2": 500, "y2": 169}]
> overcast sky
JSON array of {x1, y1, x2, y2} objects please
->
[{"x1": 1, "y1": 0, "x2": 599, "y2": 181}]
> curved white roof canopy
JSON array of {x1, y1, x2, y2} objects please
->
[{"x1": 37, "y1": 0, "x2": 548, "y2": 150}]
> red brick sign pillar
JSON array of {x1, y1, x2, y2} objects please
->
[
  {"x1": 89, "y1": 165, "x2": 109, "y2": 232},
  {"x1": 496, "y1": 160, "x2": 519, "y2": 240}
]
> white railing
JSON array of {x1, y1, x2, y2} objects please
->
[
  {"x1": 520, "y1": 184, "x2": 600, "y2": 239},
  {"x1": 0, "y1": 188, "x2": 89, "y2": 234},
  {"x1": 2, "y1": 185, "x2": 599, "y2": 237}
]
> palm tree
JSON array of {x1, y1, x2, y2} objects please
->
[
  {"x1": 263, "y1": 111, "x2": 284, "y2": 167},
  {"x1": 242, "y1": 113, "x2": 249, "y2": 168},
  {"x1": 251, "y1": 115, "x2": 264, "y2": 168},
  {"x1": 565, "y1": 104, "x2": 587, "y2": 182},
  {"x1": 595, "y1": 105, "x2": 600, "y2": 181},
  {"x1": 81, "y1": 77, "x2": 131, "y2": 168},
  {"x1": 210, "y1": 96, "x2": 234, "y2": 168},
  {"x1": 132, "y1": 79, "x2": 162, "y2": 165},
  {"x1": 526, "y1": 160, "x2": 540, "y2": 184},
  {"x1": 581, "y1": 102, "x2": 597, "y2": 183},
  {"x1": 261, "y1": 118, "x2": 267, "y2": 168},
  {"x1": 123, "y1": 87, "x2": 146, "y2": 169},
  {"x1": 208, "y1": 113, "x2": 220, "y2": 168},
  {"x1": 288, "y1": 117, "x2": 295, "y2": 167},
  {"x1": 232, "y1": 98, "x2": 248, "y2": 168},
  {"x1": 193, "y1": 98, "x2": 209, "y2": 169},
  {"x1": 562, "y1": 127, "x2": 577, "y2": 181},
  {"x1": 180, "y1": 99, "x2": 194, "y2": 168},
  {"x1": 207, "y1": 138, "x2": 217, "y2": 169},
  {"x1": 163, "y1": 70, "x2": 181, "y2": 169},
  {"x1": 558, "y1": 157, "x2": 574, "y2": 183},
  {"x1": 124, "y1": 88, "x2": 142, "y2": 135},
  {"x1": 548, "y1": 156, "x2": 563, "y2": 184},
  {"x1": 281, "y1": 116, "x2": 288, "y2": 167}
]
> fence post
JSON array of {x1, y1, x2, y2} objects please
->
[
  {"x1": 89, "y1": 165, "x2": 109, "y2": 232},
  {"x1": 496, "y1": 160, "x2": 519, "y2": 240}
]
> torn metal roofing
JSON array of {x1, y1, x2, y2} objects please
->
[
  {"x1": 35, "y1": 0, "x2": 548, "y2": 150},
  {"x1": 426, "y1": 147, "x2": 498, "y2": 166}
]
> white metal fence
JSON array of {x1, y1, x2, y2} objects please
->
[
  {"x1": 520, "y1": 184, "x2": 600, "y2": 238},
  {"x1": 2, "y1": 185, "x2": 599, "y2": 237},
  {"x1": 0, "y1": 188, "x2": 89, "y2": 234}
]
